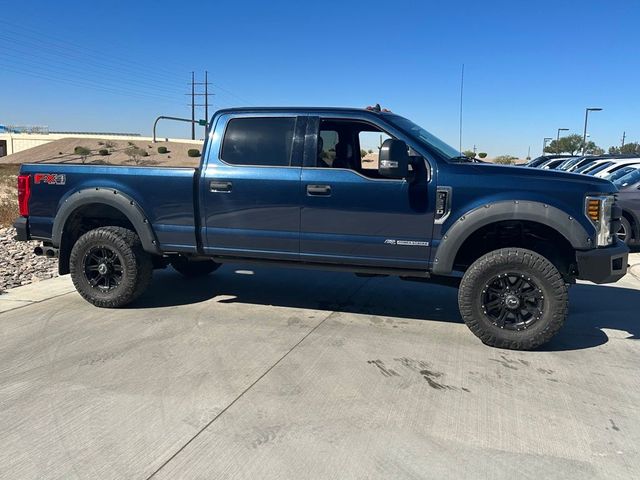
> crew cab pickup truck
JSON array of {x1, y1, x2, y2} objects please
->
[{"x1": 13, "y1": 106, "x2": 629, "y2": 350}]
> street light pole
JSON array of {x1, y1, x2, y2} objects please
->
[
  {"x1": 582, "y1": 107, "x2": 602, "y2": 154},
  {"x1": 543, "y1": 137, "x2": 553, "y2": 156},
  {"x1": 557, "y1": 128, "x2": 569, "y2": 142},
  {"x1": 556, "y1": 128, "x2": 569, "y2": 154}
]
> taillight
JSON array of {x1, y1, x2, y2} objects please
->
[{"x1": 17, "y1": 174, "x2": 31, "y2": 217}]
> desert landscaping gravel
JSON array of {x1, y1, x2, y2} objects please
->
[{"x1": 0, "y1": 227, "x2": 57, "y2": 293}]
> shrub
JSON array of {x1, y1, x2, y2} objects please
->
[
  {"x1": 104, "y1": 141, "x2": 115, "y2": 149},
  {"x1": 74, "y1": 147, "x2": 91, "y2": 163},
  {"x1": 99, "y1": 149, "x2": 109, "y2": 156},
  {"x1": 493, "y1": 155, "x2": 518, "y2": 165},
  {"x1": 127, "y1": 141, "x2": 135, "y2": 146},
  {"x1": 124, "y1": 146, "x2": 148, "y2": 165},
  {"x1": 478, "y1": 152, "x2": 487, "y2": 159},
  {"x1": 462, "y1": 150, "x2": 476, "y2": 158},
  {"x1": 98, "y1": 141, "x2": 105, "y2": 146},
  {"x1": 360, "y1": 149, "x2": 368, "y2": 158},
  {"x1": 188, "y1": 149, "x2": 201, "y2": 158},
  {"x1": 157, "y1": 146, "x2": 168, "y2": 154}
]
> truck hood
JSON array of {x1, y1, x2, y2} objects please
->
[{"x1": 462, "y1": 162, "x2": 617, "y2": 194}]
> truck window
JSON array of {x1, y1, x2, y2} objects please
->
[
  {"x1": 221, "y1": 117, "x2": 296, "y2": 166},
  {"x1": 359, "y1": 131, "x2": 391, "y2": 171},
  {"x1": 316, "y1": 120, "x2": 393, "y2": 178}
]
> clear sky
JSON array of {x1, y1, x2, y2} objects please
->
[{"x1": 1, "y1": 0, "x2": 638, "y2": 157}]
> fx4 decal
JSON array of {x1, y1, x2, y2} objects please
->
[{"x1": 34, "y1": 173, "x2": 66, "y2": 185}]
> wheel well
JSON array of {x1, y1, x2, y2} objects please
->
[
  {"x1": 453, "y1": 220, "x2": 576, "y2": 280},
  {"x1": 58, "y1": 203, "x2": 137, "y2": 275}
]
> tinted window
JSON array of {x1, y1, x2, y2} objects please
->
[{"x1": 221, "y1": 117, "x2": 295, "y2": 166}]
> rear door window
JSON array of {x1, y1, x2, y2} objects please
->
[{"x1": 221, "y1": 117, "x2": 296, "y2": 166}]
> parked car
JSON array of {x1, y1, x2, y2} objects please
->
[
  {"x1": 575, "y1": 159, "x2": 615, "y2": 175},
  {"x1": 540, "y1": 158, "x2": 568, "y2": 169},
  {"x1": 555, "y1": 156, "x2": 584, "y2": 171},
  {"x1": 605, "y1": 165, "x2": 640, "y2": 183},
  {"x1": 592, "y1": 158, "x2": 640, "y2": 178},
  {"x1": 614, "y1": 169, "x2": 640, "y2": 245},
  {"x1": 13, "y1": 106, "x2": 628, "y2": 350},
  {"x1": 525, "y1": 155, "x2": 575, "y2": 168}
]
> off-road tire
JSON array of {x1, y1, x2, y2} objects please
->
[
  {"x1": 70, "y1": 226, "x2": 153, "y2": 308},
  {"x1": 458, "y1": 248, "x2": 568, "y2": 350},
  {"x1": 617, "y1": 216, "x2": 632, "y2": 245},
  {"x1": 170, "y1": 257, "x2": 220, "y2": 277}
]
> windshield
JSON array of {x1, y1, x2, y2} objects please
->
[
  {"x1": 385, "y1": 114, "x2": 461, "y2": 160},
  {"x1": 605, "y1": 166, "x2": 635, "y2": 181},
  {"x1": 558, "y1": 157, "x2": 580, "y2": 170},
  {"x1": 574, "y1": 161, "x2": 598, "y2": 173},
  {"x1": 586, "y1": 162, "x2": 614, "y2": 175},
  {"x1": 613, "y1": 169, "x2": 640, "y2": 188}
]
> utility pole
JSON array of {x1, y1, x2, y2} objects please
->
[
  {"x1": 459, "y1": 64, "x2": 464, "y2": 152},
  {"x1": 186, "y1": 71, "x2": 213, "y2": 140},
  {"x1": 204, "y1": 70, "x2": 209, "y2": 124},
  {"x1": 621, "y1": 131, "x2": 626, "y2": 148},
  {"x1": 190, "y1": 72, "x2": 195, "y2": 140}
]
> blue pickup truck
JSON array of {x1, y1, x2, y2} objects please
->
[{"x1": 13, "y1": 106, "x2": 629, "y2": 350}]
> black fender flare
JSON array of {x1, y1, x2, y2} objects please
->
[
  {"x1": 432, "y1": 200, "x2": 593, "y2": 274},
  {"x1": 51, "y1": 187, "x2": 161, "y2": 255}
]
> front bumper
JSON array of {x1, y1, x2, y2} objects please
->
[
  {"x1": 13, "y1": 216, "x2": 30, "y2": 241},
  {"x1": 575, "y1": 240, "x2": 629, "y2": 284}
]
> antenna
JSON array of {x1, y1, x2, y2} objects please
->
[{"x1": 459, "y1": 64, "x2": 464, "y2": 152}]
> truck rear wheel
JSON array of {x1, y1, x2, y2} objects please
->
[
  {"x1": 170, "y1": 257, "x2": 220, "y2": 277},
  {"x1": 458, "y1": 248, "x2": 568, "y2": 350},
  {"x1": 70, "y1": 227, "x2": 153, "y2": 308}
]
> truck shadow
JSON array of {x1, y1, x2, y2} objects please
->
[{"x1": 132, "y1": 265, "x2": 639, "y2": 351}]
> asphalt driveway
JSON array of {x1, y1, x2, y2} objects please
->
[{"x1": 1, "y1": 258, "x2": 639, "y2": 479}]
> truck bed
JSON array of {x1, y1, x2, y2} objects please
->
[{"x1": 20, "y1": 163, "x2": 199, "y2": 253}]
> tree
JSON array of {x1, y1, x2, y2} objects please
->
[
  {"x1": 544, "y1": 134, "x2": 583, "y2": 155},
  {"x1": 583, "y1": 142, "x2": 604, "y2": 155},
  {"x1": 478, "y1": 152, "x2": 487, "y2": 159},
  {"x1": 609, "y1": 146, "x2": 620, "y2": 155},
  {"x1": 463, "y1": 150, "x2": 476, "y2": 158},
  {"x1": 493, "y1": 155, "x2": 517, "y2": 165},
  {"x1": 614, "y1": 142, "x2": 640, "y2": 155},
  {"x1": 74, "y1": 146, "x2": 91, "y2": 164}
]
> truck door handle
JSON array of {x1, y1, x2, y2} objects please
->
[
  {"x1": 210, "y1": 180, "x2": 232, "y2": 193},
  {"x1": 307, "y1": 184, "x2": 331, "y2": 196}
]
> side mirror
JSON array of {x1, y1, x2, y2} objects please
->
[{"x1": 378, "y1": 139, "x2": 409, "y2": 179}]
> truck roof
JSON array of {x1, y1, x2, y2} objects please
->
[{"x1": 214, "y1": 106, "x2": 393, "y2": 116}]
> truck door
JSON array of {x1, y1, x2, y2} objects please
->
[
  {"x1": 300, "y1": 116, "x2": 435, "y2": 270},
  {"x1": 200, "y1": 113, "x2": 305, "y2": 260}
]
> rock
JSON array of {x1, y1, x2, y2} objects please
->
[{"x1": 0, "y1": 227, "x2": 58, "y2": 293}]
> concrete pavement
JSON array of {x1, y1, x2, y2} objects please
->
[{"x1": 0, "y1": 255, "x2": 639, "y2": 479}]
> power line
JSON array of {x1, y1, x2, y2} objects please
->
[{"x1": 0, "y1": 22, "x2": 254, "y2": 104}]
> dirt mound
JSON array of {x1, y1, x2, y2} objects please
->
[{"x1": 0, "y1": 137, "x2": 203, "y2": 168}]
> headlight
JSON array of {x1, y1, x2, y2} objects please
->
[{"x1": 585, "y1": 195, "x2": 615, "y2": 246}]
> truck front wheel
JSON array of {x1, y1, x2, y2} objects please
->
[
  {"x1": 69, "y1": 227, "x2": 153, "y2": 308},
  {"x1": 458, "y1": 248, "x2": 568, "y2": 350}
]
